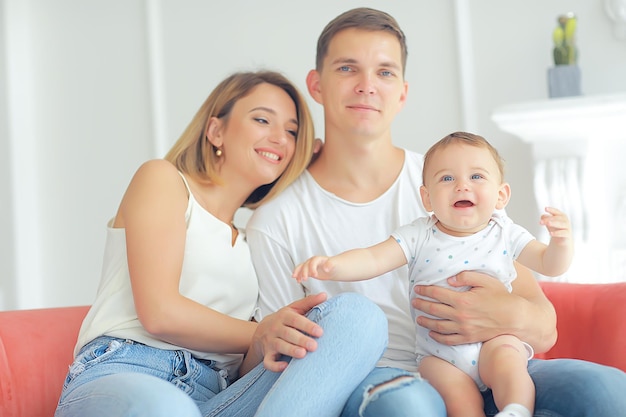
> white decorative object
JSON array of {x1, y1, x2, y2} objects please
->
[
  {"x1": 605, "y1": 0, "x2": 626, "y2": 40},
  {"x1": 492, "y1": 93, "x2": 626, "y2": 283}
]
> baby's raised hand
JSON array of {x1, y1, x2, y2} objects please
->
[
  {"x1": 293, "y1": 256, "x2": 332, "y2": 283},
  {"x1": 540, "y1": 207, "x2": 572, "y2": 243}
]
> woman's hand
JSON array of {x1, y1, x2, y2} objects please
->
[{"x1": 242, "y1": 293, "x2": 327, "y2": 374}]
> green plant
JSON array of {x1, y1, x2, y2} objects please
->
[{"x1": 553, "y1": 13, "x2": 578, "y2": 65}]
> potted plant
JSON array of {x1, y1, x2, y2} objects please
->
[{"x1": 548, "y1": 13, "x2": 582, "y2": 98}]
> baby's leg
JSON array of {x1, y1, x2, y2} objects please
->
[
  {"x1": 479, "y1": 335, "x2": 534, "y2": 416},
  {"x1": 419, "y1": 355, "x2": 485, "y2": 417}
]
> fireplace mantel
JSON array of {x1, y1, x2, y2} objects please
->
[{"x1": 492, "y1": 92, "x2": 626, "y2": 283}]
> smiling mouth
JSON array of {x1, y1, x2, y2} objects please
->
[
  {"x1": 257, "y1": 151, "x2": 280, "y2": 161},
  {"x1": 454, "y1": 200, "x2": 474, "y2": 208}
]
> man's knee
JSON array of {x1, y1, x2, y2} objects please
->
[
  {"x1": 357, "y1": 373, "x2": 445, "y2": 417},
  {"x1": 366, "y1": 375, "x2": 415, "y2": 397}
]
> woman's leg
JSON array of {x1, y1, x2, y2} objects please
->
[
  {"x1": 55, "y1": 337, "x2": 202, "y2": 417},
  {"x1": 55, "y1": 373, "x2": 201, "y2": 417},
  {"x1": 199, "y1": 292, "x2": 389, "y2": 417},
  {"x1": 482, "y1": 358, "x2": 626, "y2": 416},
  {"x1": 341, "y1": 367, "x2": 446, "y2": 417},
  {"x1": 197, "y1": 363, "x2": 275, "y2": 417}
]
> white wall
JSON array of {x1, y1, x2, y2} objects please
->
[
  {"x1": 2, "y1": 0, "x2": 155, "y2": 309},
  {"x1": 0, "y1": 0, "x2": 15, "y2": 309},
  {"x1": 1, "y1": 0, "x2": 625, "y2": 310}
]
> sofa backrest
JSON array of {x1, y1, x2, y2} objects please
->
[
  {"x1": 1, "y1": 282, "x2": 625, "y2": 416},
  {"x1": 0, "y1": 305, "x2": 89, "y2": 417},
  {"x1": 537, "y1": 281, "x2": 626, "y2": 372}
]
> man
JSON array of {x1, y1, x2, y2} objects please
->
[{"x1": 247, "y1": 7, "x2": 626, "y2": 416}]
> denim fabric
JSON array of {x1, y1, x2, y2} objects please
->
[
  {"x1": 340, "y1": 358, "x2": 626, "y2": 417},
  {"x1": 341, "y1": 366, "x2": 446, "y2": 417},
  {"x1": 199, "y1": 292, "x2": 389, "y2": 417},
  {"x1": 484, "y1": 359, "x2": 626, "y2": 417},
  {"x1": 55, "y1": 292, "x2": 388, "y2": 417},
  {"x1": 54, "y1": 337, "x2": 205, "y2": 417}
]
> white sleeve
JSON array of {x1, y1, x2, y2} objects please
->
[
  {"x1": 494, "y1": 211, "x2": 536, "y2": 259},
  {"x1": 247, "y1": 226, "x2": 306, "y2": 321}
]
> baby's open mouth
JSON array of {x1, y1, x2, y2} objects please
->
[{"x1": 454, "y1": 200, "x2": 474, "y2": 208}]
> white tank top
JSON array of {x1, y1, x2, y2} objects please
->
[{"x1": 75, "y1": 172, "x2": 258, "y2": 376}]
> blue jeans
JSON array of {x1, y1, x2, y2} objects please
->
[
  {"x1": 341, "y1": 359, "x2": 626, "y2": 416},
  {"x1": 55, "y1": 292, "x2": 388, "y2": 417}
]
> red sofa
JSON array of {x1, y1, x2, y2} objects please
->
[{"x1": 1, "y1": 282, "x2": 625, "y2": 417}]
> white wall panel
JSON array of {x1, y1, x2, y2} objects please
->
[
  {"x1": 0, "y1": 0, "x2": 16, "y2": 310},
  {"x1": 3, "y1": 0, "x2": 155, "y2": 308},
  {"x1": 2, "y1": 1, "x2": 624, "y2": 309}
]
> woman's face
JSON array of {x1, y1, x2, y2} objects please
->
[{"x1": 212, "y1": 83, "x2": 298, "y2": 187}]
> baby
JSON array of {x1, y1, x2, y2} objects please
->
[{"x1": 293, "y1": 132, "x2": 574, "y2": 417}]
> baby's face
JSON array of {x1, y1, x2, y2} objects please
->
[{"x1": 420, "y1": 143, "x2": 507, "y2": 236}]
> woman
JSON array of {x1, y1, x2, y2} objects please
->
[{"x1": 54, "y1": 71, "x2": 388, "y2": 417}]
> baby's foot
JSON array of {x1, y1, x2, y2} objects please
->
[{"x1": 495, "y1": 403, "x2": 531, "y2": 417}]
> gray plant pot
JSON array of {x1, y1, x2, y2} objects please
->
[{"x1": 548, "y1": 65, "x2": 582, "y2": 98}]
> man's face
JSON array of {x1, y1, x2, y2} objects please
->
[{"x1": 308, "y1": 28, "x2": 408, "y2": 140}]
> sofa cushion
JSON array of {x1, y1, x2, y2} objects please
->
[
  {"x1": 536, "y1": 281, "x2": 626, "y2": 372},
  {"x1": 0, "y1": 306, "x2": 89, "y2": 417}
]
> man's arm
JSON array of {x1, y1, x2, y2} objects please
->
[
  {"x1": 412, "y1": 262, "x2": 557, "y2": 353},
  {"x1": 247, "y1": 225, "x2": 307, "y2": 318}
]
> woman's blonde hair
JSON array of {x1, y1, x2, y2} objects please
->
[{"x1": 165, "y1": 71, "x2": 315, "y2": 208}]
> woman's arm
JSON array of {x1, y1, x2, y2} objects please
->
[
  {"x1": 117, "y1": 159, "x2": 257, "y2": 354},
  {"x1": 412, "y1": 262, "x2": 557, "y2": 353},
  {"x1": 118, "y1": 161, "x2": 325, "y2": 375}
]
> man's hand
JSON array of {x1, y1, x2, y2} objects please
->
[
  {"x1": 412, "y1": 271, "x2": 515, "y2": 346},
  {"x1": 252, "y1": 293, "x2": 327, "y2": 372}
]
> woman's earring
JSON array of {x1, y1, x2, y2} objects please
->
[{"x1": 215, "y1": 148, "x2": 223, "y2": 157}]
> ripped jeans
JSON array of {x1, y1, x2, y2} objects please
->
[
  {"x1": 341, "y1": 359, "x2": 626, "y2": 417},
  {"x1": 54, "y1": 292, "x2": 388, "y2": 417}
]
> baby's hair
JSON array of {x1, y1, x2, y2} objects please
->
[{"x1": 422, "y1": 131, "x2": 505, "y2": 185}]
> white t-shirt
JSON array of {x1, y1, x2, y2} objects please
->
[{"x1": 247, "y1": 150, "x2": 427, "y2": 372}]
